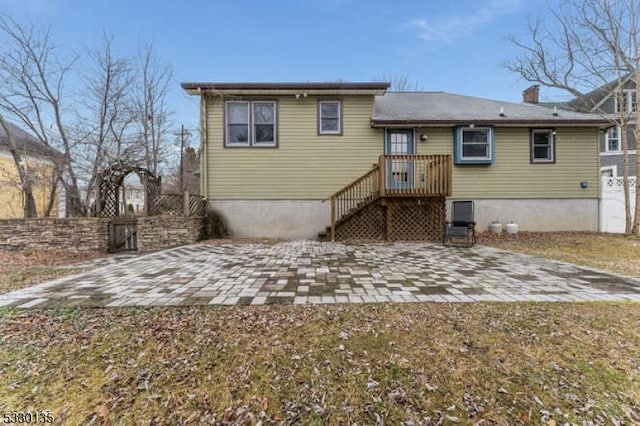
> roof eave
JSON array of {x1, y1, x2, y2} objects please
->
[
  {"x1": 181, "y1": 82, "x2": 390, "y2": 96},
  {"x1": 370, "y1": 119, "x2": 609, "y2": 127}
]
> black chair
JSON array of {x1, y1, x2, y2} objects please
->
[{"x1": 443, "y1": 201, "x2": 476, "y2": 247}]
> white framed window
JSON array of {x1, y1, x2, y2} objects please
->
[
  {"x1": 225, "y1": 100, "x2": 277, "y2": 147},
  {"x1": 530, "y1": 129, "x2": 555, "y2": 163},
  {"x1": 614, "y1": 90, "x2": 637, "y2": 113},
  {"x1": 226, "y1": 101, "x2": 250, "y2": 146},
  {"x1": 252, "y1": 102, "x2": 276, "y2": 146},
  {"x1": 604, "y1": 126, "x2": 621, "y2": 153},
  {"x1": 318, "y1": 100, "x2": 342, "y2": 135},
  {"x1": 455, "y1": 126, "x2": 494, "y2": 164}
]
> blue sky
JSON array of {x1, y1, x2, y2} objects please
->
[{"x1": 1, "y1": 0, "x2": 558, "y2": 133}]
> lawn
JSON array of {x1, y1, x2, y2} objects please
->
[
  {"x1": 0, "y1": 250, "x2": 107, "y2": 294},
  {"x1": 1, "y1": 303, "x2": 639, "y2": 424},
  {"x1": 1, "y1": 233, "x2": 639, "y2": 424},
  {"x1": 479, "y1": 232, "x2": 640, "y2": 277}
]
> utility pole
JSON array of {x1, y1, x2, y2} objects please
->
[{"x1": 173, "y1": 125, "x2": 192, "y2": 194}]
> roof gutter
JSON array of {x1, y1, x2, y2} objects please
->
[
  {"x1": 181, "y1": 82, "x2": 390, "y2": 96},
  {"x1": 370, "y1": 119, "x2": 610, "y2": 128}
]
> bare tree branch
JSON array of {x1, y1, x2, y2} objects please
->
[{"x1": 506, "y1": 0, "x2": 640, "y2": 234}]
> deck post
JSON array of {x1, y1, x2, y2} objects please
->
[
  {"x1": 183, "y1": 190, "x2": 190, "y2": 216},
  {"x1": 379, "y1": 155, "x2": 386, "y2": 197},
  {"x1": 330, "y1": 196, "x2": 336, "y2": 241}
]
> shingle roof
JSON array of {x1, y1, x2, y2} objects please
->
[
  {"x1": 567, "y1": 74, "x2": 634, "y2": 112},
  {"x1": 372, "y1": 92, "x2": 607, "y2": 126},
  {"x1": 0, "y1": 121, "x2": 65, "y2": 161}
]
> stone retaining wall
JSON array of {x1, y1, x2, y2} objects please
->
[
  {"x1": 137, "y1": 216, "x2": 204, "y2": 252},
  {"x1": 0, "y1": 216, "x2": 205, "y2": 252},
  {"x1": 0, "y1": 218, "x2": 111, "y2": 251}
]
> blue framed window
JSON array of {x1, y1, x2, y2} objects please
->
[{"x1": 454, "y1": 126, "x2": 494, "y2": 164}]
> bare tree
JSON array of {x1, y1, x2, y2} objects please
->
[
  {"x1": 75, "y1": 34, "x2": 138, "y2": 209},
  {"x1": 0, "y1": 16, "x2": 174, "y2": 217},
  {"x1": 0, "y1": 15, "x2": 83, "y2": 215},
  {"x1": 135, "y1": 42, "x2": 173, "y2": 175},
  {"x1": 377, "y1": 74, "x2": 422, "y2": 92},
  {"x1": 505, "y1": 0, "x2": 640, "y2": 234}
]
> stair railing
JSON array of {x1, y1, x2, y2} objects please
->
[{"x1": 325, "y1": 165, "x2": 380, "y2": 240}]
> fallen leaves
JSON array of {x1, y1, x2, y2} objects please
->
[
  {"x1": 0, "y1": 249, "x2": 108, "y2": 294},
  {"x1": 0, "y1": 303, "x2": 639, "y2": 424},
  {"x1": 479, "y1": 231, "x2": 640, "y2": 277}
]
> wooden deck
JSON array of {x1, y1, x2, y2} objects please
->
[{"x1": 327, "y1": 155, "x2": 452, "y2": 240}]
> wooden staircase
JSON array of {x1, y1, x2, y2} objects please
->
[{"x1": 319, "y1": 155, "x2": 452, "y2": 241}]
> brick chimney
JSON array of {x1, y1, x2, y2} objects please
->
[{"x1": 522, "y1": 85, "x2": 539, "y2": 104}]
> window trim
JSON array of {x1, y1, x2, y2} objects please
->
[
  {"x1": 454, "y1": 126, "x2": 494, "y2": 164},
  {"x1": 317, "y1": 99, "x2": 343, "y2": 136},
  {"x1": 614, "y1": 89, "x2": 637, "y2": 113},
  {"x1": 530, "y1": 128, "x2": 556, "y2": 164},
  {"x1": 251, "y1": 101, "x2": 277, "y2": 147},
  {"x1": 600, "y1": 165, "x2": 617, "y2": 177},
  {"x1": 224, "y1": 100, "x2": 278, "y2": 148},
  {"x1": 604, "y1": 126, "x2": 621, "y2": 153}
]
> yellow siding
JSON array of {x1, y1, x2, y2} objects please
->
[
  {"x1": 203, "y1": 95, "x2": 599, "y2": 200},
  {"x1": 206, "y1": 95, "x2": 383, "y2": 199},
  {"x1": 417, "y1": 127, "x2": 599, "y2": 199},
  {"x1": 0, "y1": 154, "x2": 59, "y2": 217}
]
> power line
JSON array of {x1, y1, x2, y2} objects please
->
[{"x1": 173, "y1": 125, "x2": 192, "y2": 193}]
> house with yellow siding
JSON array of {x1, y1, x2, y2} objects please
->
[
  {"x1": 0, "y1": 122, "x2": 64, "y2": 218},
  {"x1": 182, "y1": 82, "x2": 607, "y2": 239}
]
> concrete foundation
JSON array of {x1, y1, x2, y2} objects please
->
[
  {"x1": 447, "y1": 198, "x2": 599, "y2": 232},
  {"x1": 210, "y1": 200, "x2": 330, "y2": 239},
  {"x1": 211, "y1": 198, "x2": 599, "y2": 239}
]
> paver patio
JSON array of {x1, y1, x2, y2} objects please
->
[{"x1": 1, "y1": 241, "x2": 640, "y2": 309}]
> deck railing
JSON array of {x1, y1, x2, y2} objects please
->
[
  {"x1": 327, "y1": 155, "x2": 452, "y2": 240},
  {"x1": 380, "y1": 154, "x2": 451, "y2": 197}
]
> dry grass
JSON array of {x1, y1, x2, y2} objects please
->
[
  {"x1": 1, "y1": 235, "x2": 639, "y2": 423},
  {"x1": 479, "y1": 232, "x2": 640, "y2": 277},
  {"x1": 0, "y1": 250, "x2": 107, "y2": 294},
  {"x1": 1, "y1": 304, "x2": 639, "y2": 424}
]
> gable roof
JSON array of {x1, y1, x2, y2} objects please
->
[
  {"x1": 372, "y1": 92, "x2": 607, "y2": 127},
  {"x1": 181, "y1": 81, "x2": 389, "y2": 96},
  {"x1": 567, "y1": 74, "x2": 635, "y2": 112},
  {"x1": 0, "y1": 121, "x2": 65, "y2": 161}
]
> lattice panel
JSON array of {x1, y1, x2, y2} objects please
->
[
  {"x1": 98, "y1": 179, "x2": 120, "y2": 218},
  {"x1": 335, "y1": 200, "x2": 386, "y2": 241},
  {"x1": 603, "y1": 176, "x2": 637, "y2": 190},
  {"x1": 334, "y1": 197, "x2": 446, "y2": 242},
  {"x1": 188, "y1": 196, "x2": 206, "y2": 216},
  {"x1": 386, "y1": 197, "x2": 445, "y2": 242},
  {"x1": 96, "y1": 164, "x2": 162, "y2": 218},
  {"x1": 149, "y1": 194, "x2": 183, "y2": 215}
]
